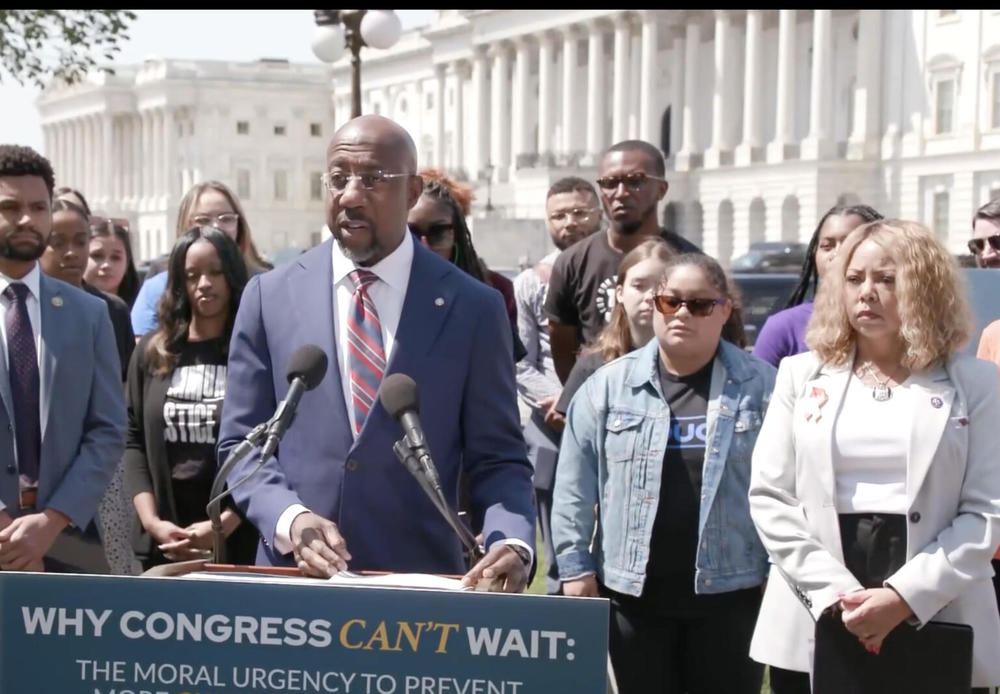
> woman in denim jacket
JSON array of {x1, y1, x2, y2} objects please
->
[{"x1": 553, "y1": 253, "x2": 776, "y2": 694}]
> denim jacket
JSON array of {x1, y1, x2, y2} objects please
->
[{"x1": 552, "y1": 338, "x2": 776, "y2": 597}]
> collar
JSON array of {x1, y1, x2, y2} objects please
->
[
  {"x1": 0, "y1": 262, "x2": 41, "y2": 303},
  {"x1": 625, "y1": 338, "x2": 755, "y2": 389},
  {"x1": 331, "y1": 227, "x2": 414, "y2": 292}
]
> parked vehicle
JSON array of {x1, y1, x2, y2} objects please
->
[{"x1": 731, "y1": 242, "x2": 808, "y2": 273}]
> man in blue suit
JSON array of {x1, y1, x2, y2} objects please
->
[
  {"x1": 219, "y1": 116, "x2": 535, "y2": 591},
  {"x1": 0, "y1": 145, "x2": 126, "y2": 571}
]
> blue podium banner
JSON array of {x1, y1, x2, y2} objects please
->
[{"x1": 0, "y1": 573, "x2": 609, "y2": 693}]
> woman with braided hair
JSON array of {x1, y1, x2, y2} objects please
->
[{"x1": 408, "y1": 168, "x2": 525, "y2": 361}]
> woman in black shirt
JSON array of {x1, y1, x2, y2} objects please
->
[{"x1": 125, "y1": 226, "x2": 256, "y2": 568}]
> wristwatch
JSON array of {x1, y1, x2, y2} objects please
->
[{"x1": 508, "y1": 544, "x2": 531, "y2": 566}]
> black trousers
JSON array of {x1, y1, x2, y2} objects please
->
[{"x1": 606, "y1": 584, "x2": 763, "y2": 694}]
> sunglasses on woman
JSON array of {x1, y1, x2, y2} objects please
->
[
  {"x1": 967, "y1": 234, "x2": 1000, "y2": 255},
  {"x1": 410, "y1": 223, "x2": 455, "y2": 248},
  {"x1": 653, "y1": 295, "x2": 725, "y2": 317}
]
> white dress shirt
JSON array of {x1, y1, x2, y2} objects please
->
[
  {"x1": 0, "y1": 263, "x2": 42, "y2": 370},
  {"x1": 0, "y1": 263, "x2": 43, "y2": 474}
]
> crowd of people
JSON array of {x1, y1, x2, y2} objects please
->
[{"x1": 3, "y1": 109, "x2": 1000, "y2": 693}]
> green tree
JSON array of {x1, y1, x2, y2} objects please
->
[{"x1": 0, "y1": 10, "x2": 137, "y2": 88}]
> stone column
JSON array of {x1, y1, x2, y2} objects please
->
[
  {"x1": 489, "y1": 42, "x2": 511, "y2": 180},
  {"x1": 675, "y1": 18, "x2": 701, "y2": 170},
  {"x1": 141, "y1": 111, "x2": 153, "y2": 209},
  {"x1": 735, "y1": 10, "x2": 764, "y2": 166},
  {"x1": 767, "y1": 10, "x2": 798, "y2": 163},
  {"x1": 513, "y1": 37, "x2": 535, "y2": 169},
  {"x1": 612, "y1": 13, "x2": 631, "y2": 143},
  {"x1": 669, "y1": 27, "x2": 685, "y2": 158},
  {"x1": 162, "y1": 107, "x2": 175, "y2": 206},
  {"x1": 470, "y1": 46, "x2": 489, "y2": 180},
  {"x1": 847, "y1": 10, "x2": 883, "y2": 160},
  {"x1": 705, "y1": 10, "x2": 733, "y2": 168},
  {"x1": 638, "y1": 10, "x2": 659, "y2": 144},
  {"x1": 802, "y1": 10, "x2": 835, "y2": 160},
  {"x1": 434, "y1": 64, "x2": 446, "y2": 167},
  {"x1": 537, "y1": 31, "x2": 555, "y2": 164},
  {"x1": 83, "y1": 116, "x2": 96, "y2": 195},
  {"x1": 449, "y1": 61, "x2": 467, "y2": 175},
  {"x1": 561, "y1": 25, "x2": 581, "y2": 160},
  {"x1": 585, "y1": 20, "x2": 607, "y2": 163},
  {"x1": 101, "y1": 113, "x2": 113, "y2": 205}
]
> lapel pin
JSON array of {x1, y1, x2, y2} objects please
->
[
  {"x1": 51, "y1": 296, "x2": 63, "y2": 307},
  {"x1": 804, "y1": 386, "x2": 829, "y2": 422},
  {"x1": 931, "y1": 396, "x2": 943, "y2": 409},
  {"x1": 434, "y1": 297, "x2": 445, "y2": 307}
]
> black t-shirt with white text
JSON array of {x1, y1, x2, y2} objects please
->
[
  {"x1": 545, "y1": 229, "x2": 701, "y2": 345},
  {"x1": 162, "y1": 337, "x2": 227, "y2": 527}
]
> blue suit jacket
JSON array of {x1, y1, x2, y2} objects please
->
[
  {"x1": 0, "y1": 273, "x2": 126, "y2": 528},
  {"x1": 218, "y1": 239, "x2": 535, "y2": 574}
]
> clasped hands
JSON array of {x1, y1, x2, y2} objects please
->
[
  {"x1": 835, "y1": 587, "x2": 914, "y2": 654},
  {"x1": 289, "y1": 512, "x2": 528, "y2": 592},
  {"x1": 0, "y1": 508, "x2": 69, "y2": 572}
]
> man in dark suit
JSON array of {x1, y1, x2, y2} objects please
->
[
  {"x1": 218, "y1": 116, "x2": 535, "y2": 591},
  {"x1": 0, "y1": 144, "x2": 126, "y2": 571}
]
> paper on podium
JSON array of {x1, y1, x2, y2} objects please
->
[{"x1": 328, "y1": 571, "x2": 470, "y2": 591}]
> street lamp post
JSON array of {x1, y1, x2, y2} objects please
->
[{"x1": 312, "y1": 10, "x2": 402, "y2": 119}]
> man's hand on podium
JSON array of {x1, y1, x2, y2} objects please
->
[
  {"x1": 461, "y1": 544, "x2": 529, "y2": 593},
  {"x1": 291, "y1": 512, "x2": 352, "y2": 577}
]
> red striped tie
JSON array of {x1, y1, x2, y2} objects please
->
[{"x1": 347, "y1": 269, "x2": 386, "y2": 434}]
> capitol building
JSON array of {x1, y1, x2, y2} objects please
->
[{"x1": 36, "y1": 9, "x2": 1000, "y2": 267}]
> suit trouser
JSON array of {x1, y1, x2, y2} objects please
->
[{"x1": 523, "y1": 411, "x2": 561, "y2": 594}]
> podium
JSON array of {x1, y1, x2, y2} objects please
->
[{"x1": 0, "y1": 568, "x2": 609, "y2": 693}]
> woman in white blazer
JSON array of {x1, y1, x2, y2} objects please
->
[{"x1": 748, "y1": 219, "x2": 1000, "y2": 694}]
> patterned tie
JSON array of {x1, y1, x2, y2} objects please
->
[
  {"x1": 347, "y1": 269, "x2": 386, "y2": 435},
  {"x1": 4, "y1": 283, "x2": 40, "y2": 484}
]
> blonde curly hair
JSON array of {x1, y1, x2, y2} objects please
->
[{"x1": 805, "y1": 219, "x2": 973, "y2": 370}]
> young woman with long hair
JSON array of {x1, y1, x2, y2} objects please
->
[
  {"x1": 124, "y1": 226, "x2": 257, "y2": 568},
  {"x1": 130, "y1": 180, "x2": 271, "y2": 337}
]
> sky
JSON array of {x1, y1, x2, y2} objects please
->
[{"x1": 0, "y1": 10, "x2": 438, "y2": 151}]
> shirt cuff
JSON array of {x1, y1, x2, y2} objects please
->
[
  {"x1": 498, "y1": 538, "x2": 534, "y2": 565},
  {"x1": 274, "y1": 504, "x2": 311, "y2": 555}
]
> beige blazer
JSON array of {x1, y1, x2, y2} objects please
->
[{"x1": 748, "y1": 350, "x2": 1000, "y2": 687}]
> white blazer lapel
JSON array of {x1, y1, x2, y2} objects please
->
[
  {"x1": 905, "y1": 366, "x2": 955, "y2": 502},
  {"x1": 799, "y1": 361, "x2": 853, "y2": 511}
]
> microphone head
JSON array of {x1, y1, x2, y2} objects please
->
[
  {"x1": 285, "y1": 344, "x2": 328, "y2": 390},
  {"x1": 379, "y1": 372, "x2": 419, "y2": 419}
]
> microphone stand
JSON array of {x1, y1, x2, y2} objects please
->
[
  {"x1": 392, "y1": 438, "x2": 484, "y2": 563},
  {"x1": 207, "y1": 420, "x2": 269, "y2": 564}
]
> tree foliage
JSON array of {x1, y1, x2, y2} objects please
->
[{"x1": 0, "y1": 10, "x2": 137, "y2": 89}]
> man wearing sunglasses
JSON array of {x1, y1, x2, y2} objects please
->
[
  {"x1": 545, "y1": 140, "x2": 701, "y2": 384},
  {"x1": 968, "y1": 199, "x2": 1000, "y2": 269}
]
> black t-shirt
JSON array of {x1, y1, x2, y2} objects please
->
[
  {"x1": 162, "y1": 337, "x2": 227, "y2": 527},
  {"x1": 556, "y1": 350, "x2": 606, "y2": 414},
  {"x1": 83, "y1": 282, "x2": 135, "y2": 382},
  {"x1": 545, "y1": 228, "x2": 701, "y2": 344}
]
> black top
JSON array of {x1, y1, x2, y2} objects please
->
[
  {"x1": 545, "y1": 229, "x2": 701, "y2": 344},
  {"x1": 83, "y1": 282, "x2": 134, "y2": 381},
  {"x1": 556, "y1": 350, "x2": 605, "y2": 414},
  {"x1": 125, "y1": 334, "x2": 257, "y2": 566}
]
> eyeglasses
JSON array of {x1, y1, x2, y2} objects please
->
[
  {"x1": 595, "y1": 172, "x2": 666, "y2": 192},
  {"x1": 191, "y1": 213, "x2": 240, "y2": 229},
  {"x1": 322, "y1": 170, "x2": 412, "y2": 192},
  {"x1": 410, "y1": 223, "x2": 455, "y2": 248},
  {"x1": 967, "y1": 234, "x2": 1000, "y2": 255},
  {"x1": 547, "y1": 208, "x2": 600, "y2": 225},
  {"x1": 653, "y1": 295, "x2": 725, "y2": 317}
]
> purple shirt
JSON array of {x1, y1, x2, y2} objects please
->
[{"x1": 751, "y1": 301, "x2": 814, "y2": 368}]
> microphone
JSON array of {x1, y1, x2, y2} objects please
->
[
  {"x1": 208, "y1": 344, "x2": 328, "y2": 564},
  {"x1": 379, "y1": 373, "x2": 483, "y2": 561},
  {"x1": 257, "y1": 345, "x2": 329, "y2": 464}
]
